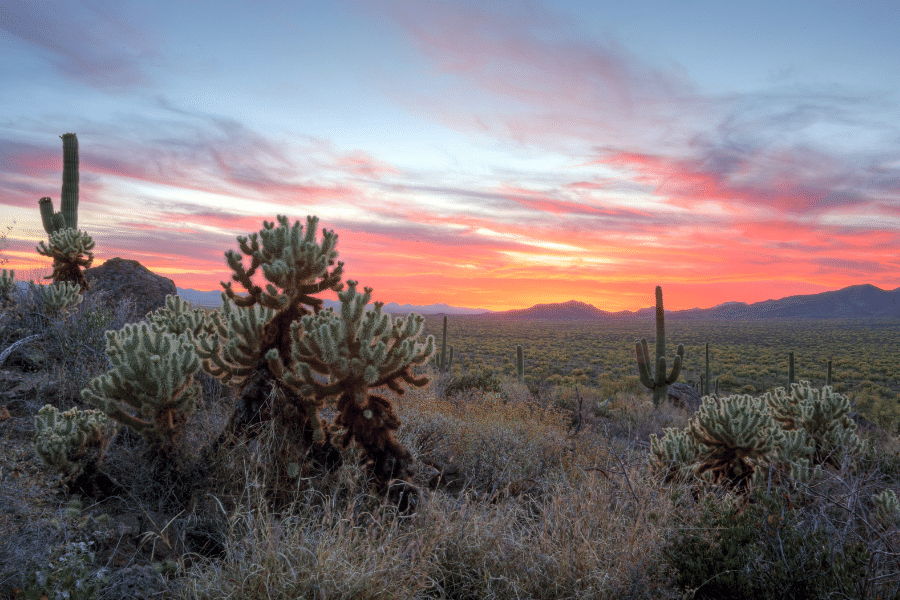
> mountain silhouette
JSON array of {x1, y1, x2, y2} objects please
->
[
  {"x1": 473, "y1": 284, "x2": 900, "y2": 321},
  {"x1": 13, "y1": 282, "x2": 898, "y2": 319}
]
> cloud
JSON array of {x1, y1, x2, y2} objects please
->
[{"x1": 0, "y1": 0, "x2": 170, "y2": 92}]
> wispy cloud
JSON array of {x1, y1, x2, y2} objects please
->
[{"x1": 0, "y1": 0, "x2": 169, "y2": 92}]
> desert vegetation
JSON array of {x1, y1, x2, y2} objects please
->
[{"x1": 2, "y1": 254, "x2": 900, "y2": 598}]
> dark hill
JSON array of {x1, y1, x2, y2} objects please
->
[{"x1": 474, "y1": 284, "x2": 900, "y2": 321}]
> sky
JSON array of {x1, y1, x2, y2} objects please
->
[{"x1": 1, "y1": 0, "x2": 899, "y2": 312}]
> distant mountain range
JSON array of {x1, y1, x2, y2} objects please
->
[
  {"x1": 473, "y1": 284, "x2": 900, "y2": 321},
  {"x1": 14, "y1": 282, "x2": 899, "y2": 320},
  {"x1": 178, "y1": 283, "x2": 900, "y2": 319}
]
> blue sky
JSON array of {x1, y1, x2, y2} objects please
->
[{"x1": 2, "y1": 0, "x2": 899, "y2": 311}]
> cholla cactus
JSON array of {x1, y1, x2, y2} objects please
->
[
  {"x1": 872, "y1": 489, "x2": 900, "y2": 527},
  {"x1": 80, "y1": 321, "x2": 201, "y2": 457},
  {"x1": 649, "y1": 426, "x2": 699, "y2": 483},
  {"x1": 765, "y1": 380, "x2": 864, "y2": 468},
  {"x1": 0, "y1": 269, "x2": 15, "y2": 309},
  {"x1": 689, "y1": 394, "x2": 782, "y2": 491},
  {"x1": 275, "y1": 280, "x2": 434, "y2": 488},
  {"x1": 35, "y1": 279, "x2": 84, "y2": 320},
  {"x1": 186, "y1": 215, "x2": 432, "y2": 504},
  {"x1": 144, "y1": 294, "x2": 220, "y2": 340},
  {"x1": 76, "y1": 215, "x2": 435, "y2": 508},
  {"x1": 650, "y1": 383, "x2": 865, "y2": 495},
  {"x1": 35, "y1": 228, "x2": 96, "y2": 294},
  {"x1": 33, "y1": 405, "x2": 116, "y2": 481}
]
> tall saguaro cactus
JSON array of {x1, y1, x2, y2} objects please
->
[
  {"x1": 36, "y1": 133, "x2": 95, "y2": 293},
  {"x1": 788, "y1": 351, "x2": 795, "y2": 386},
  {"x1": 704, "y1": 342, "x2": 711, "y2": 396},
  {"x1": 635, "y1": 286, "x2": 684, "y2": 408},
  {"x1": 39, "y1": 133, "x2": 80, "y2": 234},
  {"x1": 516, "y1": 344, "x2": 524, "y2": 383},
  {"x1": 437, "y1": 315, "x2": 453, "y2": 372}
]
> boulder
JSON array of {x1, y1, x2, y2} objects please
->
[
  {"x1": 667, "y1": 382, "x2": 702, "y2": 413},
  {"x1": 83, "y1": 258, "x2": 177, "y2": 324}
]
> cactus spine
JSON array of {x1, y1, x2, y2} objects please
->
[
  {"x1": 36, "y1": 133, "x2": 94, "y2": 293},
  {"x1": 635, "y1": 286, "x2": 684, "y2": 408},
  {"x1": 516, "y1": 344, "x2": 524, "y2": 383}
]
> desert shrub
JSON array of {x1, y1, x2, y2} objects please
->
[
  {"x1": 442, "y1": 369, "x2": 504, "y2": 400},
  {"x1": 660, "y1": 489, "x2": 870, "y2": 599}
]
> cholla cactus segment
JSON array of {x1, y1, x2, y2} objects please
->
[
  {"x1": 79, "y1": 321, "x2": 201, "y2": 454},
  {"x1": 39, "y1": 280, "x2": 84, "y2": 320},
  {"x1": 220, "y1": 214, "x2": 344, "y2": 312},
  {"x1": 33, "y1": 404, "x2": 116, "y2": 480},
  {"x1": 36, "y1": 228, "x2": 96, "y2": 263},
  {"x1": 765, "y1": 384, "x2": 803, "y2": 431},
  {"x1": 649, "y1": 427, "x2": 699, "y2": 482},
  {"x1": 144, "y1": 294, "x2": 220, "y2": 340},
  {"x1": 191, "y1": 294, "x2": 276, "y2": 386},
  {"x1": 689, "y1": 393, "x2": 782, "y2": 490},
  {"x1": 0, "y1": 269, "x2": 15, "y2": 308},
  {"x1": 284, "y1": 280, "x2": 435, "y2": 397},
  {"x1": 872, "y1": 489, "x2": 900, "y2": 526}
]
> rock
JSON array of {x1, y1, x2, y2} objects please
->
[
  {"x1": 667, "y1": 382, "x2": 702, "y2": 413},
  {"x1": 83, "y1": 258, "x2": 177, "y2": 325}
]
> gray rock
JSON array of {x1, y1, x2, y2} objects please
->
[
  {"x1": 667, "y1": 382, "x2": 702, "y2": 413},
  {"x1": 83, "y1": 258, "x2": 178, "y2": 325}
]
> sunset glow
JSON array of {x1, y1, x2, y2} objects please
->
[{"x1": 2, "y1": 1, "x2": 899, "y2": 312}]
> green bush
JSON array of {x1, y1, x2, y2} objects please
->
[{"x1": 660, "y1": 490, "x2": 869, "y2": 600}]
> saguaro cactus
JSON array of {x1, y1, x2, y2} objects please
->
[
  {"x1": 437, "y1": 315, "x2": 453, "y2": 372},
  {"x1": 516, "y1": 344, "x2": 524, "y2": 383},
  {"x1": 36, "y1": 133, "x2": 95, "y2": 293},
  {"x1": 635, "y1": 286, "x2": 684, "y2": 408},
  {"x1": 788, "y1": 351, "x2": 795, "y2": 386},
  {"x1": 39, "y1": 134, "x2": 80, "y2": 234},
  {"x1": 704, "y1": 342, "x2": 711, "y2": 396}
]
